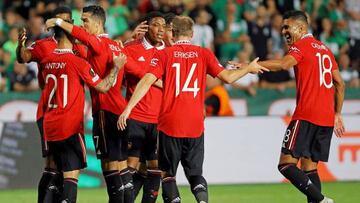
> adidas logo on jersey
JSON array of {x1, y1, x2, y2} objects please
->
[{"x1": 138, "y1": 56, "x2": 146, "y2": 61}]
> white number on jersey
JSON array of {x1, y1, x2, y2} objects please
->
[
  {"x1": 316, "y1": 52, "x2": 333, "y2": 88},
  {"x1": 172, "y1": 63, "x2": 200, "y2": 98},
  {"x1": 45, "y1": 74, "x2": 68, "y2": 108}
]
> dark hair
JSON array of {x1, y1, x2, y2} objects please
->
[
  {"x1": 283, "y1": 10, "x2": 308, "y2": 24},
  {"x1": 52, "y1": 6, "x2": 72, "y2": 18},
  {"x1": 82, "y1": 5, "x2": 106, "y2": 25},
  {"x1": 164, "y1": 12, "x2": 176, "y2": 25},
  {"x1": 143, "y1": 11, "x2": 164, "y2": 25}
]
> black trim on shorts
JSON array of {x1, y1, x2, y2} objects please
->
[
  {"x1": 48, "y1": 133, "x2": 87, "y2": 172},
  {"x1": 281, "y1": 120, "x2": 334, "y2": 162},
  {"x1": 127, "y1": 118, "x2": 158, "y2": 161},
  {"x1": 158, "y1": 131, "x2": 204, "y2": 177},
  {"x1": 92, "y1": 110, "x2": 128, "y2": 161}
]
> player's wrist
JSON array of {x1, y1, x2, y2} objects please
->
[{"x1": 55, "y1": 18, "x2": 64, "y2": 26}]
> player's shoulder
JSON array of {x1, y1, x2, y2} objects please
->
[
  {"x1": 28, "y1": 37, "x2": 56, "y2": 49},
  {"x1": 124, "y1": 38, "x2": 142, "y2": 48}
]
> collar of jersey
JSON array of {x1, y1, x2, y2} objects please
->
[
  {"x1": 301, "y1": 33, "x2": 313, "y2": 39},
  {"x1": 54, "y1": 49, "x2": 74, "y2": 54},
  {"x1": 142, "y1": 37, "x2": 165, "y2": 50},
  {"x1": 175, "y1": 40, "x2": 191, "y2": 45},
  {"x1": 97, "y1": 33, "x2": 109, "y2": 38}
]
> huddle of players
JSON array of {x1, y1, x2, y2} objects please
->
[{"x1": 16, "y1": 4, "x2": 344, "y2": 203}]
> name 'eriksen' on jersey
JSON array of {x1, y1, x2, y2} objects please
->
[
  {"x1": 45, "y1": 62, "x2": 66, "y2": 70},
  {"x1": 174, "y1": 51, "x2": 198, "y2": 58}
]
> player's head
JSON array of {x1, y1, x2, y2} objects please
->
[
  {"x1": 143, "y1": 11, "x2": 166, "y2": 45},
  {"x1": 172, "y1": 16, "x2": 194, "y2": 40},
  {"x1": 282, "y1": 10, "x2": 309, "y2": 45},
  {"x1": 164, "y1": 12, "x2": 176, "y2": 46},
  {"x1": 81, "y1": 5, "x2": 106, "y2": 34},
  {"x1": 53, "y1": 6, "x2": 73, "y2": 23}
]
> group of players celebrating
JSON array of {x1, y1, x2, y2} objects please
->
[{"x1": 16, "y1": 3, "x2": 345, "y2": 203}]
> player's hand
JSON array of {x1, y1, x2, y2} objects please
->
[
  {"x1": 334, "y1": 113, "x2": 345, "y2": 137},
  {"x1": 113, "y1": 53, "x2": 127, "y2": 69},
  {"x1": 45, "y1": 18, "x2": 58, "y2": 31},
  {"x1": 131, "y1": 21, "x2": 149, "y2": 40},
  {"x1": 117, "y1": 107, "x2": 131, "y2": 131},
  {"x1": 247, "y1": 57, "x2": 269, "y2": 74},
  {"x1": 18, "y1": 28, "x2": 27, "y2": 47},
  {"x1": 227, "y1": 61, "x2": 248, "y2": 69}
]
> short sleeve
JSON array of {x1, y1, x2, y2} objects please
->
[
  {"x1": 75, "y1": 60, "x2": 102, "y2": 88},
  {"x1": 287, "y1": 44, "x2": 304, "y2": 63},
  {"x1": 148, "y1": 51, "x2": 165, "y2": 79},
  {"x1": 27, "y1": 41, "x2": 42, "y2": 61},
  {"x1": 329, "y1": 51, "x2": 339, "y2": 71},
  {"x1": 204, "y1": 49, "x2": 224, "y2": 77}
]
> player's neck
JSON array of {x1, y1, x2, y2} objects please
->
[
  {"x1": 174, "y1": 36, "x2": 192, "y2": 43},
  {"x1": 57, "y1": 37, "x2": 73, "y2": 50}
]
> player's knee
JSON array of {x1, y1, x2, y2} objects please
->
[{"x1": 278, "y1": 163, "x2": 296, "y2": 174}]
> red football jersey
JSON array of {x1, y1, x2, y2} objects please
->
[
  {"x1": 71, "y1": 26, "x2": 127, "y2": 115},
  {"x1": 149, "y1": 41, "x2": 224, "y2": 138},
  {"x1": 27, "y1": 37, "x2": 87, "y2": 120},
  {"x1": 287, "y1": 34, "x2": 338, "y2": 126},
  {"x1": 123, "y1": 37, "x2": 165, "y2": 123},
  {"x1": 41, "y1": 49, "x2": 102, "y2": 141}
]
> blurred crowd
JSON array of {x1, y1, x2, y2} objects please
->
[{"x1": 0, "y1": 0, "x2": 359, "y2": 95}]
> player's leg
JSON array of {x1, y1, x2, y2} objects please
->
[
  {"x1": 302, "y1": 125, "x2": 335, "y2": 203},
  {"x1": 141, "y1": 124, "x2": 161, "y2": 203},
  {"x1": 42, "y1": 156, "x2": 63, "y2": 203},
  {"x1": 158, "y1": 131, "x2": 182, "y2": 203},
  {"x1": 278, "y1": 120, "x2": 325, "y2": 202},
  {"x1": 132, "y1": 159, "x2": 147, "y2": 197},
  {"x1": 55, "y1": 133, "x2": 87, "y2": 203},
  {"x1": 93, "y1": 111, "x2": 124, "y2": 203},
  {"x1": 36, "y1": 118, "x2": 62, "y2": 203},
  {"x1": 182, "y1": 134, "x2": 208, "y2": 203}
]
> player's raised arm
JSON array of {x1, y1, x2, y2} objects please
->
[
  {"x1": 16, "y1": 28, "x2": 32, "y2": 63},
  {"x1": 94, "y1": 53, "x2": 127, "y2": 93},
  {"x1": 218, "y1": 57, "x2": 269, "y2": 83},
  {"x1": 332, "y1": 69, "x2": 345, "y2": 137},
  {"x1": 117, "y1": 73, "x2": 158, "y2": 130}
]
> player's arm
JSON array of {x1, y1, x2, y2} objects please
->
[
  {"x1": 117, "y1": 73, "x2": 157, "y2": 130},
  {"x1": 46, "y1": 18, "x2": 102, "y2": 54},
  {"x1": 229, "y1": 55, "x2": 297, "y2": 72},
  {"x1": 16, "y1": 28, "x2": 32, "y2": 63},
  {"x1": 332, "y1": 69, "x2": 345, "y2": 137},
  {"x1": 94, "y1": 53, "x2": 127, "y2": 93},
  {"x1": 218, "y1": 58, "x2": 269, "y2": 83}
]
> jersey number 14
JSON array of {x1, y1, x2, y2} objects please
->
[{"x1": 173, "y1": 63, "x2": 200, "y2": 98}]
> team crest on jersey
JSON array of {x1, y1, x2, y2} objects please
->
[{"x1": 150, "y1": 58, "x2": 159, "y2": 66}]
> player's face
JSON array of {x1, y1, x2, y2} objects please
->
[
  {"x1": 281, "y1": 19, "x2": 302, "y2": 46},
  {"x1": 81, "y1": 12, "x2": 98, "y2": 34},
  {"x1": 147, "y1": 17, "x2": 166, "y2": 44},
  {"x1": 164, "y1": 23, "x2": 174, "y2": 46}
]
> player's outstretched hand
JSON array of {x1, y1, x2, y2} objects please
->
[
  {"x1": 117, "y1": 107, "x2": 131, "y2": 131},
  {"x1": 113, "y1": 53, "x2": 127, "y2": 69},
  {"x1": 334, "y1": 113, "x2": 345, "y2": 137},
  {"x1": 131, "y1": 21, "x2": 149, "y2": 40},
  {"x1": 18, "y1": 28, "x2": 27, "y2": 47},
  {"x1": 248, "y1": 57, "x2": 269, "y2": 74}
]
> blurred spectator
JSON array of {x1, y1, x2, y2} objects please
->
[
  {"x1": 8, "y1": 62, "x2": 38, "y2": 92},
  {"x1": 0, "y1": 50, "x2": 12, "y2": 74},
  {"x1": 247, "y1": 4, "x2": 272, "y2": 60},
  {"x1": 27, "y1": 15, "x2": 47, "y2": 42},
  {"x1": 270, "y1": 13, "x2": 285, "y2": 56},
  {"x1": 205, "y1": 75, "x2": 234, "y2": 117},
  {"x1": 189, "y1": 0, "x2": 218, "y2": 34},
  {"x1": 72, "y1": 0, "x2": 85, "y2": 25},
  {"x1": 216, "y1": 0, "x2": 251, "y2": 63},
  {"x1": 226, "y1": 50, "x2": 258, "y2": 96},
  {"x1": 2, "y1": 26, "x2": 19, "y2": 64},
  {"x1": 258, "y1": 51, "x2": 295, "y2": 92},
  {"x1": 339, "y1": 54, "x2": 359, "y2": 87},
  {"x1": 319, "y1": 18, "x2": 348, "y2": 58},
  {"x1": 345, "y1": 0, "x2": 360, "y2": 71},
  {"x1": 192, "y1": 9, "x2": 214, "y2": 50},
  {"x1": 0, "y1": 73, "x2": 6, "y2": 92},
  {"x1": 108, "y1": 0, "x2": 130, "y2": 36}
]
